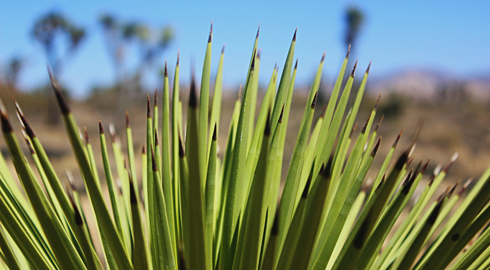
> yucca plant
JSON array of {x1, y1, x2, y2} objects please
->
[{"x1": 0, "y1": 25, "x2": 490, "y2": 270}]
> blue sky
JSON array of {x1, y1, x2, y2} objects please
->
[{"x1": 1, "y1": 0, "x2": 489, "y2": 97}]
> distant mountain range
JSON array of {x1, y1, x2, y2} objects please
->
[{"x1": 368, "y1": 70, "x2": 490, "y2": 100}]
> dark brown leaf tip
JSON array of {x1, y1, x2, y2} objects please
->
[
  {"x1": 212, "y1": 123, "x2": 217, "y2": 141},
  {"x1": 154, "y1": 129, "x2": 160, "y2": 146},
  {"x1": 256, "y1": 23, "x2": 260, "y2": 39},
  {"x1": 99, "y1": 120, "x2": 104, "y2": 134},
  {"x1": 321, "y1": 52, "x2": 326, "y2": 63},
  {"x1": 371, "y1": 137, "x2": 381, "y2": 157},
  {"x1": 251, "y1": 49, "x2": 256, "y2": 71},
  {"x1": 129, "y1": 178, "x2": 137, "y2": 205},
  {"x1": 66, "y1": 184, "x2": 83, "y2": 225},
  {"x1": 23, "y1": 132, "x2": 35, "y2": 155},
  {"x1": 302, "y1": 174, "x2": 312, "y2": 199},
  {"x1": 393, "y1": 129, "x2": 403, "y2": 148},
  {"x1": 375, "y1": 93, "x2": 382, "y2": 111},
  {"x1": 293, "y1": 28, "x2": 297, "y2": 41},
  {"x1": 320, "y1": 105, "x2": 328, "y2": 119},
  {"x1": 374, "y1": 115, "x2": 384, "y2": 132},
  {"x1": 154, "y1": 88, "x2": 158, "y2": 106},
  {"x1": 366, "y1": 61, "x2": 372, "y2": 74},
  {"x1": 294, "y1": 59, "x2": 298, "y2": 70},
  {"x1": 189, "y1": 71, "x2": 198, "y2": 108},
  {"x1": 84, "y1": 127, "x2": 89, "y2": 144},
  {"x1": 14, "y1": 100, "x2": 36, "y2": 138},
  {"x1": 48, "y1": 67, "x2": 70, "y2": 115},
  {"x1": 221, "y1": 44, "x2": 226, "y2": 54},
  {"x1": 176, "y1": 50, "x2": 180, "y2": 66},
  {"x1": 142, "y1": 145, "x2": 146, "y2": 154},
  {"x1": 208, "y1": 21, "x2": 213, "y2": 43},
  {"x1": 311, "y1": 92, "x2": 318, "y2": 109},
  {"x1": 448, "y1": 180, "x2": 460, "y2": 198},
  {"x1": 421, "y1": 159, "x2": 430, "y2": 175},
  {"x1": 350, "y1": 60, "x2": 358, "y2": 77},
  {"x1": 361, "y1": 115, "x2": 371, "y2": 134},
  {"x1": 125, "y1": 111, "x2": 130, "y2": 128},
  {"x1": 73, "y1": 201, "x2": 83, "y2": 226},
  {"x1": 151, "y1": 146, "x2": 158, "y2": 172},
  {"x1": 401, "y1": 169, "x2": 414, "y2": 194},
  {"x1": 346, "y1": 44, "x2": 351, "y2": 58},
  {"x1": 164, "y1": 61, "x2": 168, "y2": 77},
  {"x1": 264, "y1": 108, "x2": 271, "y2": 136},
  {"x1": 442, "y1": 153, "x2": 459, "y2": 173},
  {"x1": 178, "y1": 133, "x2": 185, "y2": 158},
  {"x1": 278, "y1": 105, "x2": 285, "y2": 124},
  {"x1": 349, "y1": 123, "x2": 358, "y2": 139},
  {"x1": 147, "y1": 94, "x2": 151, "y2": 118}
]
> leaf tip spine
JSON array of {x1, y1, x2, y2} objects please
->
[
  {"x1": 311, "y1": 92, "x2": 318, "y2": 109},
  {"x1": 375, "y1": 93, "x2": 382, "y2": 111},
  {"x1": 151, "y1": 146, "x2": 158, "y2": 172},
  {"x1": 443, "y1": 153, "x2": 459, "y2": 173},
  {"x1": 154, "y1": 88, "x2": 158, "y2": 106},
  {"x1": 147, "y1": 94, "x2": 151, "y2": 118},
  {"x1": 349, "y1": 123, "x2": 358, "y2": 139},
  {"x1": 371, "y1": 137, "x2": 381, "y2": 157},
  {"x1": 99, "y1": 120, "x2": 104, "y2": 134},
  {"x1": 278, "y1": 104, "x2": 285, "y2": 123},
  {"x1": 351, "y1": 60, "x2": 358, "y2": 77},
  {"x1": 84, "y1": 127, "x2": 89, "y2": 144},
  {"x1": 393, "y1": 129, "x2": 403, "y2": 148},
  {"x1": 48, "y1": 67, "x2": 70, "y2": 115}
]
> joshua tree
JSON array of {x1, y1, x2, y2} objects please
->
[
  {"x1": 344, "y1": 6, "x2": 364, "y2": 80},
  {"x1": 32, "y1": 11, "x2": 86, "y2": 76},
  {"x1": 31, "y1": 11, "x2": 86, "y2": 125},
  {"x1": 99, "y1": 13, "x2": 174, "y2": 92},
  {"x1": 345, "y1": 7, "x2": 364, "y2": 49},
  {"x1": 5, "y1": 57, "x2": 24, "y2": 89}
]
